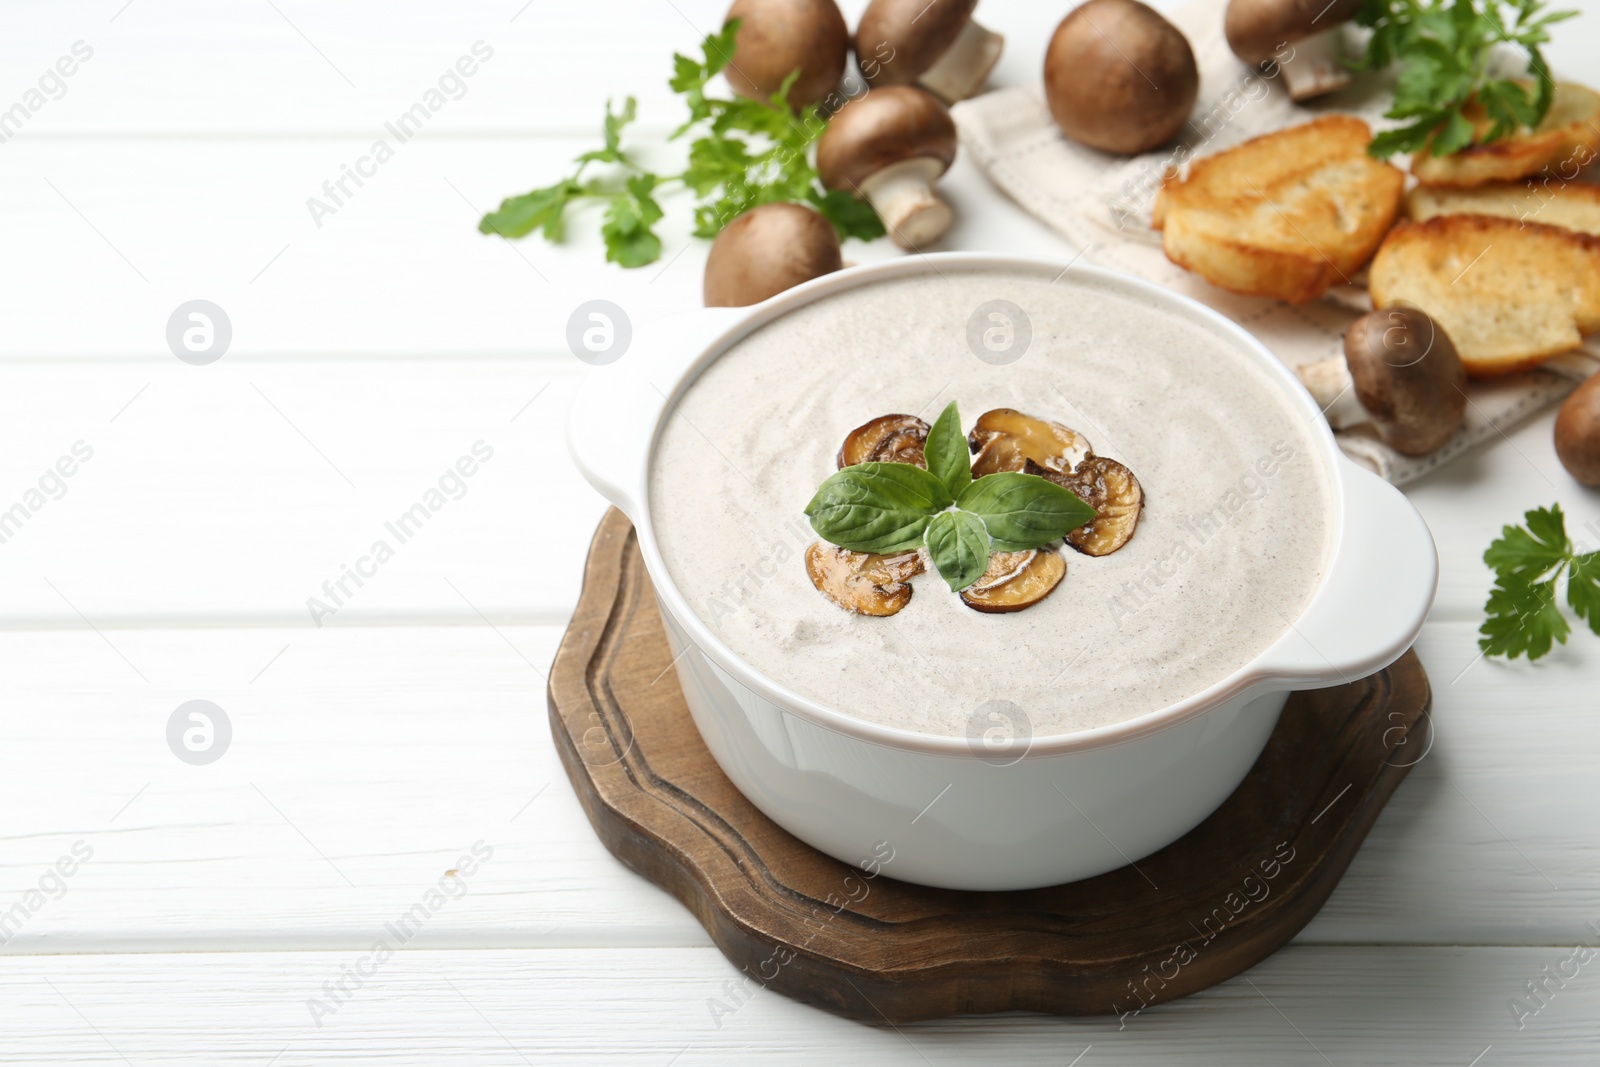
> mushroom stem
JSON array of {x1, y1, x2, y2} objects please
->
[
  {"x1": 1272, "y1": 28, "x2": 1352, "y2": 101},
  {"x1": 1297, "y1": 357, "x2": 1367, "y2": 429},
  {"x1": 917, "y1": 19, "x2": 1005, "y2": 103},
  {"x1": 858, "y1": 157, "x2": 952, "y2": 249}
]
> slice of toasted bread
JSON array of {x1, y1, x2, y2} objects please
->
[
  {"x1": 1153, "y1": 116, "x2": 1405, "y2": 305},
  {"x1": 1411, "y1": 81, "x2": 1600, "y2": 188},
  {"x1": 1369, "y1": 215, "x2": 1600, "y2": 376},
  {"x1": 1405, "y1": 180, "x2": 1600, "y2": 236}
]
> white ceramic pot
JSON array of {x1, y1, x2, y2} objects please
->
[{"x1": 568, "y1": 254, "x2": 1437, "y2": 891}]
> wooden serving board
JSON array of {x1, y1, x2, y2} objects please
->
[{"x1": 548, "y1": 509, "x2": 1432, "y2": 1023}]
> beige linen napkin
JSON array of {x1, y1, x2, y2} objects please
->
[{"x1": 951, "y1": 0, "x2": 1598, "y2": 484}]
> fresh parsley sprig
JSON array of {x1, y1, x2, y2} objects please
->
[
  {"x1": 1479, "y1": 503, "x2": 1600, "y2": 659},
  {"x1": 1353, "y1": 0, "x2": 1578, "y2": 159},
  {"x1": 478, "y1": 22, "x2": 883, "y2": 267},
  {"x1": 804, "y1": 402, "x2": 1097, "y2": 591}
]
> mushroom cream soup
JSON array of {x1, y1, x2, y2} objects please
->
[{"x1": 648, "y1": 266, "x2": 1335, "y2": 737}]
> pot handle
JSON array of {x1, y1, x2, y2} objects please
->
[
  {"x1": 1252, "y1": 457, "x2": 1438, "y2": 689},
  {"x1": 567, "y1": 307, "x2": 746, "y2": 519}
]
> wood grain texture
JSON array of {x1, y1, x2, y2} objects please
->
[
  {"x1": 549, "y1": 509, "x2": 1432, "y2": 1022},
  {"x1": 5, "y1": 945, "x2": 1595, "y2": 1066},
  {"x1": 0, "y1": 618, "x2": 1594, "y2": 954}
]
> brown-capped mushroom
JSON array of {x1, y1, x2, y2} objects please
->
[
  {"x1": 1297, "y1": 308, "x2": 1467, "y2": 456},
  {"x1": 967, "y1": 408, "x2": 1091, "y2": 476},
  {"x1": 806, "y1": 542, "x2": 924, "y2": 615},
  {"x1": 724, "y1": 0, "x2": 850, "y2": 111},
  {"x1": 704, "y1": 203, "x2": 843, "y2": 307},
  {"x1": 1555, "y1": 371, "x2": 1600, "y2": 486},
  {"x1": 1225, "y1": 0, "x2": 1363, "y2": 102},
  {"x1": 1043, "y1": 0, "x2": 1198, "y2": 155},
  {"x1": 854, "y1": 0, "x2": 1004, "y2": 104},
  {"x1": 1026, "y1": 458, "x2": 1143, "y2": 556},
  {"x1": 838, "y1": 413, "x2": 930, "y2": 468},
  {"x1": 960, "y1": 549, "x2": 1066, "y2": 612},
  {"x1": 816, "y1": 85, "x2": 957, "y2": 249}
]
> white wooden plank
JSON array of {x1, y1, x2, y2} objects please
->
[
  {"x1": 0, "y1": 133, "x2": 1064, "y2": 359},
  {"x1": 1299, "y1": 619, "x2": 1600, "y2": 943},
  {"x1": 2, "y1": 621, "x2": 1594, "y2": 952},
  {"x1": 0, "y1": 624, "x2": 701, "y2": 953},
  {"x1": 7, "y1": 0, "x2": 1595, "y2": 137},
  {"x1": 0, "y1": 359, "x2": 611, "y2": 622},
  {"x1": 2, "y1": 946, "x2": 1596, "y2": 1065},
  {"x1": 0, "y1": 137, "x2": 703, "y2": 358},
  {"x1": 2, "y1": 0, "x2": 734, "y2": 137},
  {"x1": 0, "y1": 0, "x2": 1096, "y2": 138}
]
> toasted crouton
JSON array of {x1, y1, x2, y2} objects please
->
[
  {"x1": 1405, "y1": 180, "x2": 1600, "y2": 237},
  {"x1": 1368, "y1": 215, "x2": 1600, "y2": 376},
  {"x1": 1153, "y1": 116, "x2": 1405, "y2": 305},
  {"x1": 1411, "y1": 81, "x2": 1600, "y2": 188}
]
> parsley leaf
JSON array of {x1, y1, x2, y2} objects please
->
[
  {"x1": 575, "y1": 97, "x2": 637, "y2": 166},
  {"x1": 1353, "y1": 0, "x2": 1579, "y2": 160},
  {"x1": 1567, "y1": 550, "x2": 1600, "y2": 626},
  {"x1": 1481, "y1": 572, "x2": 1570, "y2": 659},
  {"x1": 1483, "y1": 501, "x2": 1570, "y2": 580},
  {"x1": 479, "y1": 178, "x2": 584, "y2": 240},
  {"x1": 601, "y1": 174, "x2": 664, "y2": 267},
  {"x1": 810, "y1": 187, "x2": 887, "y2": 242},
  {"x1": 1479, "y1": 504, "x2": 1600, "y2": 660},
  {"x1": 479, "y1": 19, "x2": 883, "y2": 267}
]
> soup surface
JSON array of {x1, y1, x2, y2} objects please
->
[{"x1": 648, "y1": 266, "x2": 1335, "y2": 738}]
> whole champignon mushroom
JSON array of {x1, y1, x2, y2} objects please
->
[
  {"x1": 854, "y1": 0, "x2": 1004, "y2": 104},
  {"x1": 724, "y1": 0, "x2": 849, "y2": 111},
  {"x1": 1225, "y1": 0, "x2": 1363, "y2": 102},
  {"x1": 1043, "y1": 0, "x2": 1199, "y2": 155},
  {"x1": 1297, "y1": 307, "x2": 1468, "y2": 456},
  {"x1": 816, "y1": 85, "x2": 957, "y2": 249},
  {"x1": 703, "y1": 203, "x2": 843, "y2": 307},
  {"x1": 1555, "y1": 371, "x2": 1600, "y2": 486}
]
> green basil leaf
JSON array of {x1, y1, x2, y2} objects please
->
[
  {"x1": 804, "y1": 462, "x2": 952, "y2": 553},
  {"x1": 925, "y1": 510, "x2": 990, "y2": 591},
  {"x1": 956, "y1": 471, "x2": 1095, "y2": 551},
  {"x1": 924, "y1": 400, "x2": 971, "y2": 500}
]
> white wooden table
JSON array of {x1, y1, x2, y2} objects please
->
[{"x1": 4, "y1": 1, "x2": 1598, "y2": 1062}]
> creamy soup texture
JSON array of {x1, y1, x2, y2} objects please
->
[{"x1": 648, "y1": 266, "x2": 1335, "y2": 738}]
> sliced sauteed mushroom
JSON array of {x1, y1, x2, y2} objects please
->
[
  {"x1": 1027, "y1": 458, "x2": 1144, "y2": 556},
  {"x1": 967, "y1": 408, "x2": 1091, "y2": 476},
  {"x1": 837, "y1": 413, "x2": 930, "y2": 468},
  {"x1": 959, "y1": 548, "x2": 1067, "y2": 613},
  {"x1": 806, "y1": 542, "x2": 924, "y2": 616}
]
